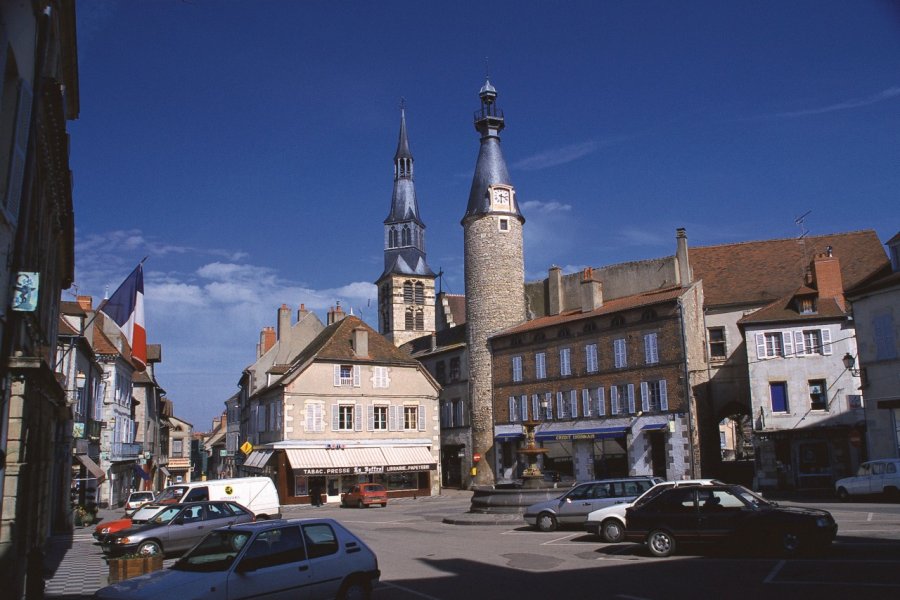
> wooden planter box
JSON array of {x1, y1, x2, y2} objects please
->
[{"x1": 107, "y1": 555, "x2": 164, "y2": 583}]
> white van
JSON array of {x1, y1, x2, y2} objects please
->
[{"x1": 155, "y1": 477, "x2": 281, "y2": 519}]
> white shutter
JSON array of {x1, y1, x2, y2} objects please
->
[
  {"x1": 532, "y1": 394, "x2": 540, "y2": 421},
  {"x1": 783, "y1": 332, "x2": 794, "y2": 356},
  {"x1": 418, "y1": 405, "x2": 426, "y2": 430},
  {"x1": 545, "y1": 392, "x2": 554, "y2": 419},
  {"x1": 597, "y1": 387, "x2": 606, "y2": 416},
  {"x1": 331, "y1": 405, "x2": 339, "y2": 430},
  {"x1": 794, "y1": 331, "x2": 805, "y2": 356},
  {"x1": 659, "y1": 380, "x2": 668, "y2": 411},
  {"x1": 644, "y1": 333, "x2": 659, "y2": 364},
  {"x1": 354, "y1": 404, "x2": 363, "y2": 431},
  {"x1": 305, "y1": 404, "x2": 314, "y2": 432},
  {"x1": 556, "y1": 391, "x2": 564, "y2": 418},
  {"x1": 610, "y1": 386, "x2": 619, "y2": 414},
  {"x1": 509, "y1": 396, "x2": 517, "y2": 422},
  {"x1": 614, "y1": 339, "x2": 627, "y2": 368},
  {"x1": 755, "y1": 334, "x2": 766, "y2": 359},
  {"x1": 4, "y1": 79, "x2": 32, "y2": 221},
  {"x1": 627, "y1": 384, "x2": 636, "y2": 414},
  {"x1": 389, "y1": 405, "x2": 399, "y2": 431},
  {"x1": 367, "y1": 404, "x2": 375, "y2": 431},
  {"x1": 582, "y1": 388, "x2": 591, "y2": 417},
  {"x1": 521, "y1": 395, "x2": 529, "y2": 421},
  {"x1": 536, "y1": 352, "x2": 546, "y2": 378},
  {"x1": 641, "y1": 381, "x2": 650, "y2": 412},
  {"x1": 353, "y1": 365, "x2": 361, "y2": 387},
  {"x1": 570, "y1": 390, "x2": 578, "y2": 418},
  {"x1": 333, "y1": 365, "x2": 341, "y2": 386},
  {"x1": 821, "y1": 328, "x2": 833, "y2": 355}
]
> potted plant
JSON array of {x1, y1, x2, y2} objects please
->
[
  {"x1": 107, "y1": 553, "x2": 164, "y2": 583},
  {"x1": 74, "y1": 502, "x2": 98, "y2": 526}
]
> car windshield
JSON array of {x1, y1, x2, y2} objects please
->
[
  {"x1": 151, "y1": 506, "x2": 184, "y2": 524},
  {"x1": 131, "y1": 505, "x2": 166, "y2": 522},
  {"x1": 172, "y1": 530, "x2": 252, "y2": 572},
  {"x1": 733, "y1": 486, "x2": 770, "y2": 508},
  {"x1": 155, "y1": 486, "x2": 188, "y2": 502}
]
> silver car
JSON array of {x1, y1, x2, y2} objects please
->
[
  {"x1": 524, "y1": 476, "x2": 662, "y2": 532},
  {"x1": 102, "y1": 501, "x2": 254, "y2": 557},
  {"x1": 94, "y1": 518, "x2": 380, "y2": 600}
]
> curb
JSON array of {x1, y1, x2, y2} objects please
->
[{"x1": 442, "y1": 513, "x2": 526, "y2": 526}]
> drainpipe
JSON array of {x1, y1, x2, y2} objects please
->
[{"x1": 677, "y1": 298, "x2": 698, "y2": 478}]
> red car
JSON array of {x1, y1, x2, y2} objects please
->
[
  {"x1": 92, "y1": 503, "x2": 167, "y2": 542},
  {"x1": 341, "y1": 483, "x2": 388, "y2": 508}
]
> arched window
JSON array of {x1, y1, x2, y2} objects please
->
[
  {"x1": 403, "y1": 281, "x2": 413, "y2": 304},
  {"x1": 532, "y1": 332, "x2": 545, "y2": 343},
  {"x1": 642, "y1": 309, "x2": 657, "y2": 321},
  {"x1": 415, "y1": 309, "x2": 424, "y2": 331},
  {"x1": 405, "y1": 308, "x2": 414, "y2": 330},
  {"x1": 611, "y1": 315, "x2": 626, "y2": 328},
  {"x1": 583, "y1": 321, "x2": 597, "y2": 333},
  {"x1": 402, "y1": 225, "x2": 411, "y2": 246},
  {"x1": 389, "y1": 227, "x2": 398, "y2": 248},
  {"x1": 557, "y1": 327, "x2": 570, "y2": 338},
  {"x1": 414, "y1": 282, "x2": 425, "y2": 304}
]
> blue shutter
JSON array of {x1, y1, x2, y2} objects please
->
[
  {"x1": 659, "y1": 380, "x2": 668, "y2": 411},
  {"x1": 627, "y1": 384, "x2": 636, "y2": 414},
  {"x1": 532, "y1": 395, "x2": 540, "y2": 421},
  {"x1": 509, "y1": 396, "x2": 517, "y2": 422},
  {"x1": 641, "y1": 381, "x2": 650, "y2": 412},
  {"x1": 556, "y1": 391, "x2": 564, "y2": 418},
  {"x1": 610, "y1": 386, "x2": 619, "y2": 414},
  {"x1": 596, "y1": 387, "x2": 606, "y2": 416},
  {"x1": 545, "y1": 392, "x2": 554, "y2": 420},
  {"x1": 3, "y1": 79, "x2": 32, "y2": 222},
  {"x1": 570, "y1": 390, "x2": 578, "y2": 418},
  {"x1": 582, "y1": 389, "x2": 591, "y2": 417}
]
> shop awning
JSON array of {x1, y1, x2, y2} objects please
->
[
  {"x1": 244, "y1": 450, "x2": 274, "y2": 469},
  {"x1": 495, "y1": 432, "x2": 524, "y2": 439},
  {"x1": 381, "y1": 446, "x2": 437, "y2": 472},
  {"x1": 159, "y1": 466, "x2": 171, "y2": 477},
  {"x1": 74, "y1": 454, "x2": 106, "y2": 484},
  {"x1": 535, "y1": 426, "x2": 629, "y2": 441},
  {"x1": 641, "y1": 423, "x2": 668, "y2": 431}
]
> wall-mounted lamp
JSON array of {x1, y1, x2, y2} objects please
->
[
  {"x1": 75, "y1": 371, "x2": 86, "y2": 390},
  {"x1": 842, "y1": 353, "x2": 860, "y2": 376}
]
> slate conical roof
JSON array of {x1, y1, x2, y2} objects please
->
[{"x1": 385, "y1": 107, "x2": 423, "y2": 227}]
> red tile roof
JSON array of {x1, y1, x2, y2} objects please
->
[
  {"x1": 738, "y1": 296, "x2": 846, "y2": 326},
  {"x1": 691, "y1": 230, "x2": 889, "y2": 308}
]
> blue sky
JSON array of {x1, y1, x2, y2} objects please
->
[{"x1": 70, "y1": 1, "x2": 900, "y2": 430}]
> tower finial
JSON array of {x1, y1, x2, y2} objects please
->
[
  {"x1": 399, "y1": 96, "x2": 406, "y2": 112},
  {"x1": 485, "y1": 56, "x2": 490, "y2": 80}
]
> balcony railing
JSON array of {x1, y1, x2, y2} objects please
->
[{"x1": 109, "y1": 442, "x2": 143, "y2": 461}]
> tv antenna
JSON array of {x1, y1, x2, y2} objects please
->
[{"x1": 795, "y1": 210, "x2": 812, "y2": 239}]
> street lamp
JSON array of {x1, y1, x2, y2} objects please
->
[{"x1": 842, "y1": 353, "x2": 860, "y2": 376}]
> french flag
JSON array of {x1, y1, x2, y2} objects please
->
[{"x1": 101, "y1": 263, "x2": 147, "y2": 370}]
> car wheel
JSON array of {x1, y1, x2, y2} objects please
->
[
  {"x1": 779, "y1": 530, "x2": 803, "y2": 556},
  {"x1": 536, "y1": 512, "x2": 557, "y2": 532},
  {"x1": 646, "y1": 530, "x2": 675, "y2": 557},
  {"x1": 137, "y1": 540, "x2": 162, "y2": 557},
  {"x1": 337, "y1": 577, "x2": 371, "y2": 600},
  {"x1": 601, "y1": 519, "x2": 626, "y2": 543},
  {"x1": 884, "y1": 487, "x2": 900, "y2": 502},
  {"x1": 358, "y1": 499, "x2": 365, "y2": 509},
  {"x1": 836, "y1": 487, "x2": 850, "y2": 502},
  {"x1": 381, "y1": 503, "x2": 387, "y2": 508}
]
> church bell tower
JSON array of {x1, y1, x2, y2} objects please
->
[
  {"x1": 376, "y1": 105, "x2": 436, "y2": 346},
  {"x1": 462, "y1": 79, "x2": 526, "y2": 485}
]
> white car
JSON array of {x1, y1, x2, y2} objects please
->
[
  {"x1": 124, "y1": 491, "x2": 156, "y2": 516},
  {"x1": 94, "y1": 517, "x2": 380, "y2": 600},
  {"x1": 584, "y1": 479, "x2": 724, "y2": 542},
  {"x1": 835, "y1": 459, "x2": 900, "y2": 501}
]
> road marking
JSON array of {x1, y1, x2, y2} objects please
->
[
  {"x1": 763, "y1": 560, "x2": 786, "y2": 584},
  {"x1": 541, "y1": 533, "x2": 580, "y2": 545},
  {"x1": 380, "y1": 581, "x2": 443, "y2": 599},
  {"x1": 868, "y1": 512, "x2": 874, "y2": 522}
]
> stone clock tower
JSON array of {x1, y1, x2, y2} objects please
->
[
  {"x1": 377, "y1": 106, "x2": 436, "y2": 346},
  {"x1": 462, "y1": 79, "x2": 526, "y2": 485}
]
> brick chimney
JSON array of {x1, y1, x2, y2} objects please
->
[
  {"x1": 811, "y1": 248, "x2": 845, "y2": 311},
  {"x1": 277, "y1": 304, "x2": 291, "y2": 340},
  {"x1": 352, "y1": 327, "x2": 369, "y2": 358},
  {"x1": 258, "y1": 327, "x2": 276, "y2": 358},
  {"x1": 77, "y1": 295, "x2": 93, "y2": 311},
  {"x1": 675, "y1": 228, "x2": 692, "y2": 286},
  {"x1": 580, "y1": 267, "x2": 603, "y2": 313},
  {"x1": 297, "y1": 303, "x2": 308, "y2": 320},
  {"x1": 548, "y1": 266, "x2": 563, "y2": 316},
  {"x1": 327, "y1": 302, "x2": 346, "y2": 325}
]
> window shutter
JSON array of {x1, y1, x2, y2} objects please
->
[
  {"x1": 556, "y1": 391, "x2": 564, "y2": 418},
  {"x1": 4, "y1": 79, "x2": 33, "y2": 221},
  {"x1": 821, "y1": 328, "x2": 833, "y2": 355},
  {"x1": 755, "y1": 334, "x2": 766, "y2": 359},
  {"x1": 641, "y1": 381, "x2": 650, "y2": 412},
  {"x1": 418, "y1": 405, "x2": 425, "y2": 430},
  {"x1": 367, "y1": 404, "x2": 375, "y2": 431},
  {"x1": 389, "y1": 405, "x2": 399, "y2": 431},
  {"x1": 570, "y1": 390, "x2": 578, "y2": 418},
  {"x1": 509, "y1": 396, "x2": 517, "y2": 422},
  {"x1": 354, "y1": 404, "x2": 363, "y2": 431},
  {"x1": 660, "y1": 380, "x2": 668, "y2": 411},
  {"x1": 532, "y1": 395, "x2": 540, "y2": 420},
  {"x1": 333, "y1": 365, "x2": 341, "y2": 386},
  {"x1": 545, "y1": 392, "x2": 553, "y2": 419},
  {"x1": 794, "y1": 332, "x2": 805, "y2": 356},
  {"x1": 627, "y1": 384, "x2": 636, "y2": 414},
  {"x1": 783, "y1": 332, "x2": 794, "y2": 356},
  {"x1": 597, "y1": 387, "x2": 606, "y2": 416},
  {"x1": 521, "y1": 395, "x2": 529, "y2": 421},
  {"x1": 610, "y1": 386, "x2": 619, "y2": 414},
  {"x1": 331, "y1": 405, "x2": 339, "y2": 430},
  {"x1": 582, "y1": 388, "x2": 591, "y2": 417},
  {"x1": 644, "y1": 333, "x2": 659, "y2": 364},
  {"x1": 353, "y1": 365, "x2": 361, "y2": 386}
]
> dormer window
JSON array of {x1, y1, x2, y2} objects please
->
[
  {"x1": 798, "y1": 297, "x2": 817, "y2": 314},
  {"x1": 611, "y1": 315, "x2": 626, "y2": 328},
  {"x1": 557, "y1": 327, "x2": 570, "y2": 338}
]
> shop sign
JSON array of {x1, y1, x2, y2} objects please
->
[
  {"x1": 385, "y1": 463, "x2": 437, "y2": 472},
  {"x1": 552, "y1": 433, "x2": 595, "y2": 441}
]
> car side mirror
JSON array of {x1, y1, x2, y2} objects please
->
[{"x1": 565, "y1": 497, "x2": 572, "y2": 504}]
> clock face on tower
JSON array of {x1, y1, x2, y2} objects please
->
[{"x1": 491, "y1": 187, "x2": 511, "y2": 209}]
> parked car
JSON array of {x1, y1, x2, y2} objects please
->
[
  {"x1": 153, "y1": 477, "x2": 281, "y2": 519},
  {"x1": 524, "y1": 476, "x2": 663, "y2": 532},
  {"x1": 94, "y1": 503, "x2": 168, "y2": 543},
  {"x1": 585, "y1": 479, "x2": 724, "y2": 542},
  {"x1": 341, "y1": 483, "x2": 388, "y2": 508},
  {"x1": 624, "y1": 483, "x2": 837, "y2": 557},
  {"x1": 835, "y1": 458, "x2": 900, "y2": 501},
  {"x1": 124, "y1": 491, "x2": 156, "y2": 516},
  {"x1": 102, "y1": 501, "x2": 254, "y2": 557},
  {"x1": 94, "y1": 517, "x2": 380, "y2": 600}
]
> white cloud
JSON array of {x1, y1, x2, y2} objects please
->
[
  {"x1": 514, "y1": 141, "x2": 598, "y2": 171},
  {"x1": 771, "y1": 86, "x2": 900, "y2": 118},
  {"x1": 521, "y1": 200, "x2": 572, "y2": 213}
]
